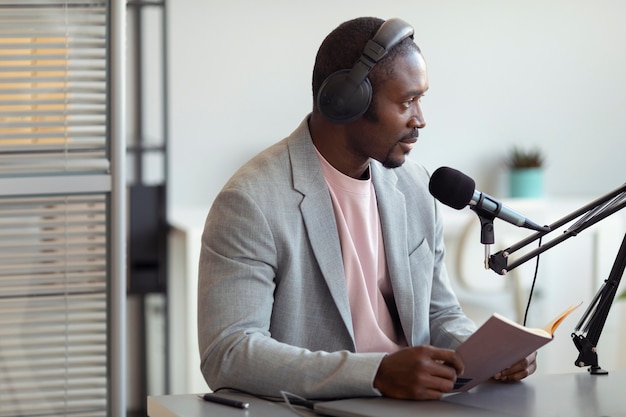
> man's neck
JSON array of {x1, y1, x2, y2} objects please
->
[{"x1": 309, "y1": 113, "x2": 371, "y2": 179}]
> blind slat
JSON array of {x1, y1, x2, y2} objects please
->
[
  {"x1": 0, "y1": 0, "x2": 108, "y2": 179},
  {"x1": 0, "y1": 191, "x2": 109, "y2": 417}
]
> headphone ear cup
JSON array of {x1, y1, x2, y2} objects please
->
[{"x1": 316, "y1": 69, "x2": 372, "y2": 124}]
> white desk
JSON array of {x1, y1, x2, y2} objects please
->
[
  {"x1": 148, "y1": 370, "x2": 626, "y2": 417},
  {"x1": 167, "y1": 207, "x2": 211, "y2": 394}
]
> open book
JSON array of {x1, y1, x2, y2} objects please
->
[{"x1": 453, "y1": 302, "x2": 582, "y2": 392}]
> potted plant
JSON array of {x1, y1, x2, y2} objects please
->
[{"x1": 506, "y1": 146, "x2": 545, "y2": 198}]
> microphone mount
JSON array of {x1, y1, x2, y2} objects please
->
[
  {"x1": 484, "y1": 182, "x2": 626, "y2": 375},
  {"x1": 469, "y1": 195, "x2": 497, "y2": 269}
]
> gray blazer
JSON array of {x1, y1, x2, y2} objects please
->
[{"x1": 197, "y1": 117, "x2": 476, "y2": 399}]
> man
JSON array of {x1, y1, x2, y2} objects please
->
[{"x1": 197, "y1": 16, "x2": 536, "y2": 401}]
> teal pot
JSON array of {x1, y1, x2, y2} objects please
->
[{"x1": 509, "y1": 168, "x2": 544, "y2": 198}]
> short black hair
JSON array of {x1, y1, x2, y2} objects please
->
[{"x1": 312, "y1": 17, "x2": 421, "y2": 115}]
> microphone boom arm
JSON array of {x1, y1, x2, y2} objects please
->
[
  {"x1": 487, "y1": 182, "x2": 626, "y2": 375},
  {"x1": 489, "y1": 183, "x2": 626, "y2": 274},
  {"x1": 572, "y1": 233, "x2": 626, "y2": 374}
]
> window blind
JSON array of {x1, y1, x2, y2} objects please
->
[
  {"x1": 0, "y1": 1, "x2": 119, "y2": 416},
  {"x1": 0, "y1": 195, "x2": 108, "y2": 417},
  {"x1": 0, "y1": 0, "x2": 108, "y2": 177}
]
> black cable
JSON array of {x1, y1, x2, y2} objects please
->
[{"x1": 522, "y1": 236, "x2": 543, "y2": 326}]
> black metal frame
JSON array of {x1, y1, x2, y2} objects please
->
[{"x1": 127, "y1": 0, "x2": 169, "y2": 294}]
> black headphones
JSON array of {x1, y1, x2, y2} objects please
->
[{"x1": 316, "y1": 18, "x2": 415, "y2": 124}]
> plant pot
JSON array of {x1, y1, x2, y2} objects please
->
[{"x1": 509, "y1": 167, "x2": 543, "y2": 198}]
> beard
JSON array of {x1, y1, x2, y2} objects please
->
[
  {"x1": 382, "y1": 129, "x2": 419, "y2": 169},
  {"x1": 382, "y1": 155, "x2": 404, "y2": 169}
]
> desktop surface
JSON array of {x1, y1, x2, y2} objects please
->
[{"x1": 148, "y1": 369, "x2": 626, "y2": 417}]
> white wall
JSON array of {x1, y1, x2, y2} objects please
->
[{"x1": 167, "y1": 0, "x2": 626, "y2": 212}]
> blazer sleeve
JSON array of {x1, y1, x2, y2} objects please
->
[{"x1": 197, "y1": 186, "x2": 386, "y2": 399}]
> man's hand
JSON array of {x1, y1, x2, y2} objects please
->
[
  {"x1": 493, "y1": 351, "x2": 538, "y2": 382},
  {"x1": 373, "y1": 345, "x2": 464, "y2": 400}
]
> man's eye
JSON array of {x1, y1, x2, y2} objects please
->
[
  {"x1": 403, "y1": 95, "x2": 425, "y2": 108},
  {"x1": 402, "y1": 98, "x2": 414, "y2": 108}
]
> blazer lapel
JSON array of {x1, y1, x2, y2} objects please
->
[
  {"x1": 287, "y1": 121, "x2": 354, "y2": 339},
  {"x1": 371, "y1": 163, "x2": 415, "y2": 344}
]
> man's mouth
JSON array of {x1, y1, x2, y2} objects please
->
[
  {"x1": 402, "y1": 128, "x2": 419, "y2": 143},
  {"x1": 399, "y1": 139, "x2": 415, "y2": 152}
]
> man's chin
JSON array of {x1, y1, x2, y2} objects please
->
[
  {"x1": 382, "y1": 158, "x2": 405, "y2": 169},
  {"x1": 381, "y1": 147, "x2": 412, "y2": 169}
]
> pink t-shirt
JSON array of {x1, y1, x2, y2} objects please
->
[{"x1": 316, "y1": 150, "x2": 407, "y2": 353}]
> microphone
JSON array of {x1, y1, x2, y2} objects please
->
[{"x1": 429, "y1": 166, "x2": 550, "y2": 233}]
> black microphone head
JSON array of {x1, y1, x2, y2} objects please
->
[{"x1": 429, "y1": 167, "x2": 476, "y2": 210}]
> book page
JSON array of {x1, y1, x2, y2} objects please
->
[
  {"x1": 541, "y1": 302, "x2": 583, "y2": 335},
  {"x1": 493, "y1": 313, "x2": 551, "y2": 338}
]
